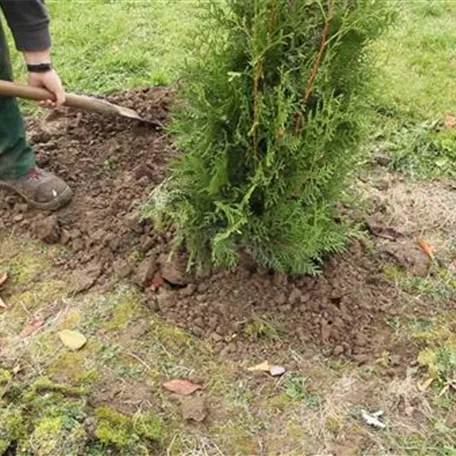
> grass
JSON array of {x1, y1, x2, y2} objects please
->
[
  {"x1": 370, "y1": 0, "x2": 456, "y2": 180},
  {"x1": 5, "y1": 0, "x2": 200, "y2": 94},
  {"x1": 2, "y1": 1, "x2": 456, "y2": 455}
]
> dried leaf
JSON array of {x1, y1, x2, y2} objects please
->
[
  {"x1": 59, "y1": 330, "x2": 87, "y2": 350},
  {"x1": 444, "y1": 114, "x2": 456, "y2": 130},
  {"x1": 19, "y1": 316, "x2": 45, "y2": 338},
  {"x1": 416, "y1": 237, "x2": 434, "y2": 260},
  {"x1": 0, "y1": 295, "x2": 8, "y2": 310},
  {"x1": 247, "y1": 361, "x2": 270, "y2": 372},
  {"x1": 269, "y1": 365, "x2": 286, "y2": 377},
  {"x1": 163, "y1": 379, "x2": 202, "y2": 396},
  {"x1": 0, "y1": 273, "x2": 8, "y2": 289},
  {"x1": 418, "y1": 377, "x2": 434, "y2": 392}
]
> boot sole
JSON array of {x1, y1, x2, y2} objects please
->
[{"x1": 0, "y1": 182, "x2": 73, "y2": 212}]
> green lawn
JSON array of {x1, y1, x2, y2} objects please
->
[
  {"x1": 371, "y1": 0, "x2": 456, "y2": 180},
  {"x1": 6, "y1": 0, "x2": 199, "y2": 94}
]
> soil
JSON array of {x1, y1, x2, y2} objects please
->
[{"x1": 0, "y1": 88, "x2": 416, "y2": 366}]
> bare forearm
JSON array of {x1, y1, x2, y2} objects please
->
[{"x1": 23, "y1": 49, "x2": 52, "y2": 65}]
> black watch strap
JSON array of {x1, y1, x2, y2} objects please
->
[{"x1": 27, "y1": 63, "x2": 52, "y2": 73}]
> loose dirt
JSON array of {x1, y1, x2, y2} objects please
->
[{"x1": 0, "y1": 88, "x2": 415, "y2": 365}]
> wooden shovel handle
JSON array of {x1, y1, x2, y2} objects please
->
[{"x1": 0, "y1": 80, "x2": 119, "y2": 115}]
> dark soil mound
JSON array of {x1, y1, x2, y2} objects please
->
[{"x1": 0, "y1": 88, "x2": 407, "y2": 365}]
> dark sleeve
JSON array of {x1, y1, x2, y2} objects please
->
[{"x1": 0, "y1": 0, "x2": 51, "y2": 51}]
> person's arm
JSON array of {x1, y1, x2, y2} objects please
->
[{"x1": 0, "y1": 0, "x2": 65, "y2": 107}]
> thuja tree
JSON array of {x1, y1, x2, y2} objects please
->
[{"x1": 144, "y1": 0, "x2": 395, "y2": 275}]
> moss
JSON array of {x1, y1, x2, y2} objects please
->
[
  {"x1": 269, "y1": 392, "x2": 293, "y2": 412},
  {"x1": 25, "y1": 377, "x2": 88, "y2": 400},
  {"x1": 95, "y1": 407, "x2": 165, "y2": 452},
  {"x1": 95, "y1": 407, "x2": 132, "y2": 447},
  {"x1": 133, "y1": 412, "x2": 165, "y2": 441},
  {"x1": 101, "y1": 287, "x2": 142, "y2": 331},
  {"x1": 0, "y1": 408, "x2": 26, "y2": 454},
  {"x1": 27, "y1": 414, "x2": 87, "y2": 456},
  {"x1": 0, "y1": 368, "x2": 12, "y2": 385},
  {"x1": 154, "y1": 322, "x2": 192, "y2": 351}
]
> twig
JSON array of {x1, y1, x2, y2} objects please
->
[
  {"x1": 303, "y1": 0, "x2": 334, "y2": 105},
  {"x1": 125, "y1": 351, "x2": 152, "y2": 371},
  {"x1": 295, "y1": 0, "x2": 335, "y2": 135}
]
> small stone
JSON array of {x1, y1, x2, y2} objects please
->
[
  {"x1": 125, "y1": 212, "x2": 143, "y2": 233},
  {"x1": 333, "y1": 345, "x2": 345, "y2": 356},
  {"x1": 321, "y1": 320, "x2": 332, "y2": 342},
  {"x1": 113, "y1": 259, "x2": 132, "y2": 279},
  {"x1": 133, "y1": 257, "x2": 157, "y2": 288},
  {"x1": 181, "y1": 397, "x2": 208, "y2": 422},
  {"x1": 35, "y1": 215, "x2": 60, "y2": 244},
  {"x1": 273, "y1": 272, "x2": 288, "y2": 287},
  {"x1": 60, "y1": 229, "x2": 72, "y2": 245},
  {"x1": 72, "y1": 238, "x2": 84, "y2": 252},
  {"x1": 13, "y1": 214, "x2": 24, "y2": 223},
  {"x1": 180, "y1": 284, "x2": 196, "y2": 297},
  {"x1": 288, "y1": 287, "x2": 301, "y2": 305},
  {"x1": 275, "y1": 292, "x2": 287, "y2": 306},
  {"x1": 141, "y1": 235, "x2": 155, "y2": 252},
  {"x1": 211, "y1": 332, "x2": 223, "y2": 343},
  {"x1": 161, "y1": 256, "x2": 190, "y2": 286},
  {"x1": 269, "y1": 365, "x2": 286, "y2": 377},
  {"x1": 157, "y1": 289, "x2": 175, "y2": 311},
  {"x1": 70, "y1": 264, "x2": 101, "y2": 294}
]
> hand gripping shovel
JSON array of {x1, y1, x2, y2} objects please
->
[{"x1": 0, "y1": 80, "x2": 163, "y2": 129}]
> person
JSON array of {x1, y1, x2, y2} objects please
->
[{"x1": 0, "y1": 0, "x2": 72, "y2": 211}]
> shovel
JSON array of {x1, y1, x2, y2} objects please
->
[{"x1": 0, "y1": 80, "x2": 163, "y2": 129}]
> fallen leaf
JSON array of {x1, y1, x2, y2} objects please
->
[
  {"x1": 418, "y1": 377, "x2": 434, "y2": 392},
  {"x1": 0, "y1": 273, "x2": 8, "y2": 288},
  {"x1": 247, "y1": 361, "x2": 270, "y2": 372},
  {"x1": 181, "y1": 397, "x2": 208, "y2": 422},
  {"x1": 416, "y1": 237, "x2": 434, "y2": 261},
  {"x1": 19, "y1": 316, "x2": 45, "y2": 338},
  {"x1": 269, "y1": 365, "x2": 286, "y2": 377},
  {"x1": 0, "y1": 295, "x2": 8, "y2": 310},
  {"x1": 58, "y1": 330, "x2": 87, "y2": 350},
  {"x1": 444, "y1": 114, "x2": 456, "y2": 130},
  {"x1": 163, "y1": 379, "x2": 202, "y2": 396}
]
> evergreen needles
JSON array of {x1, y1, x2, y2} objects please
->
[{"x1": 143, "y1": 0, "x2": 395, "y2": 275}]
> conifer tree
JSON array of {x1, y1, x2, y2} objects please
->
[{"x1": 144, "y1": 0, "x2": 395, "y2": 275}]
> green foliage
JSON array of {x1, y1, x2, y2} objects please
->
[
  {"x1": 95, "y1": 407, "x2": 165, "y2": 452},
  {"x1": 419, "y1": 346, "x2": 456, "y2": 385},
  {"x1": 0, "y1": 376, "x2": 165, "y2": 455},
  {"x1": 144, "y1": 0, "x2": 395, "y2": 274},
  {"x1": 0, "y1": 408, "x2": 25, "y2": 454},
  {"x1": 95, "y1": 407, "x2": 131, "y2": 447},
  {"x1": 370, "y1": 116, "x2": 456, "y2": 180}
]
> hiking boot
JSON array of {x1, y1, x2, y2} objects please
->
[{"x1": 0, "y1": 167, "x2": 72, "y2": 211}]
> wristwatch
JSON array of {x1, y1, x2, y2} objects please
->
[{"x1": 27, "y1": 63, "x2": 52, "y2": 73}]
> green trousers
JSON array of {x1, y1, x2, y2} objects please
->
[{"x1": 0, "y1": 20, "x2": 35, "y2": 180}]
